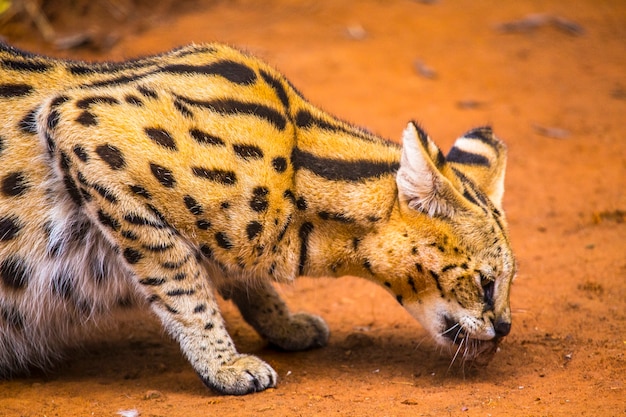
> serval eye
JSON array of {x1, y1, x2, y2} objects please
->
[{"x1": 480, "y1": 273, "x2": 495, "y2": 311}]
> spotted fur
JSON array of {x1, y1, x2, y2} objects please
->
[{"x1": 0, "y1": 42, "x2": 515, "y2": 395}]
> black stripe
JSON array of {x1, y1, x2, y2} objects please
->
[
  {"x1": 192, "y1": 167, "x2": 237, "y2": 185},
  {"x1": 18, "y1": 108, "x2": 38, "y2": 134},
  {"x1": 189, "y1": 129, "x2": 225, "y2": 146},
  {"x1": 298, "y1": 222, "x2": 314, "y2": 275},
  {"x1": 76, "y1": 96, "x2": 120, "y2": 109},
  {"x1": 123, "y1": 213, "x2": 165, "y2": 228},
  {"x1": 176, "y1": 96, "x2": 287, "y2": 131},
  {"x1": 2, "y1": 59, "x2": 50, "y2": 72},
  {"x1": 318, "y1": 211, "x2": 355, "y2": 223},
  {"x1": 447, "y1": 147, "x2": 490, "y2": 166},
  {"x1": 91, "y1": 182, "x2": 118, "y2": 203},
  {"x1": 291, "y1": 148, "x2": 399, "y2": 182},
  {"x1": 139, "y1": 277, "x2": 166, "y2": 286},
  {"x1": 463, "y1": 126, "x2": 499, "y2": 149},
  {"x1": 0, "y1": 83, "x2": 33, "y2": 97},
  {"x1": 162, "y1": 61, "x2": 257, "y2": 85},
  {"x1": 233, "y1": 144, "x2": 264, "y2": 160},
  {"x1": 295, "y1": 109, "x2": 375, "y2": 143},
  {"x1": 411, "y1": 121, "x2": 430, "y2": 149},
  {"x1": 260, "y1": 69, "x2": 290, "y2": 110}
]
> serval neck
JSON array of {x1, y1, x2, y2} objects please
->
[{"x1": 289, "y1": 107, "x2": 402, "y2": 278}]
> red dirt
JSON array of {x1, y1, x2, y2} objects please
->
[{"x1": 1, "y1": 1, "x2": 625, "y2": 416}]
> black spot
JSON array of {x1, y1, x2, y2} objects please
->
[
  {"x1": 189, "y1": 129, "x2": 225, "y2": 146},
  {"x1": 137, "y1": 85, "x2": 158, "y2": 99},
  {"x1": 2, "y1": 172, "x2": 29, "y2": 197},
  {"x1": 173, "y1": 273, "x2": 187, "y2": 281},
  {"x1": 52, "y1": 273, "x2": 73, "y2": 300},
  {"x1": 163, "y1": 60, "x2": 257, "y2": 85},
  {"x1": 0, "y1": 83, "x2": 33, "y2": 97},
  {"x1": 139, "y1": 277, "x2": 166, "y2": 286},
  {"x1": 73, "y1": 145, "x2": 89, "y2": 162},
  {"x1": 384, "y1": 281, "x2": 392, "y2": 288},
  {"x1": 64, "y1": 175, "x2": 83, "y2": 206},
  {"x1": 150, "y1": 163, "x2": 176, "y2": 188},
  {"x1": 192, "y1": 167, "x2": 236, "y2": 185},
  {"x1": 0, "y1": 257, "x2": 28, "y2": 290},
  {"x1": 2, "y1": 59, "x2": 50, "y2": 72},
  {"x1": 129, "y1": 184, "x2": 152, "y2": 199},
  {"x1": 396, "y1": 295, "x2": 404, "y2": 305},
  {"x1": 97, "y1": 209, "x2": 120, "y2": 231},
  {"x1": 76, "y1": 96, "x2": 120, "y2": 109},
  {"x1": 296, "y1": 197, "x2": 308, "y2": 211},
  {"x1": 442, "y1": 264, "x2": 457, "y2": 273},
  {"x1": 272, "y1": 157, "x2": 288, "y2": 173},
  {"x1": 246, "y1": 221, "x2": 263, "y2": 240},
  {"x1": 291, "y1": 147, "x2": 400, "y2": 182},
  {"x1": 415, "y1": 263, "x2": 424, "y2": 274},
  {"x1": 173, "y1": 99, "x2": 194, "y2": 118},
  {"x1": 123, "y1": 248, "x2": 143, "y2": 264},
  {"x1": 50, "y1": 95, "x2": 69, "y2": 108},
  {"x1": 193, "y1": 304, "x2": 207, "y2": 313},
  {"x1": 215, "y1": 232, "x2": 234, "y2": 250},
  {"x1": 283, "y1": 189, "x2": 296, "y2": 204},
  {"x1": 46, "y1": 109, "x2": 60, "y2": 130},
  {"x1": 176, "y1": 96, "x2": 287, "y2": 131},
  {"x1": 121, "y1": 230, "x2": 138, "y2": 240},
  {"x1": 407, "y1": 276, "x2": 418, "y2": 293},
  {"x1": 18, "y1": 108, "x2": 38, "y2": 134},
  {"x1": 184, "y1": 195, "x2": 203, "y2": 215},
  {"x1": 145, "y1": 127, "x2": 177, "y2": 151},
  {"x1": 363, "y1": 259, "x2": 374, "y2": 275},
  {"x1": 260, "y1": 69, "x2": 290, "y2": 110},
  {"x1": 125, "y1": 95, "x2": 143, "y2": 106},
  {"x1": 200, "y1": 244, "x2": 213, "y2": 259},
  {"x1": 298, "y1": 222, "x2": 314, "y2": 275},
  {"x1": 220, "y1": 201, "x2": 231, "y2": 210},
  {"x1": 0, "y1": 305, "x2": 24, "y2": 330},
  {"x1": 196, "y1": 219, "x2": 211, "y2": 230},
  {"x1": 204, "y1": 322, "x2": 214, "y2": 330},
  {"x1": 233, "y1": 144, "x2": 264, "y2": 160},
  {"x1": 249, "y1": 186, "x2": 269, "y2": 212},
  {"x1": 76, "y1": 111, "x2": 98, "y2": 126}
]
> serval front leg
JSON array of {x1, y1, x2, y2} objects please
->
[
  {"x1": 99, "y1": 205, "x2": 277, "y2": 395},
  {"x1": 221, "y1": 280, "x2": 329, "y2": 351}
]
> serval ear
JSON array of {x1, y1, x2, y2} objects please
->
[
  {"x1": 446, "y1": 126, "x2": 507, "y2": 212},
  {"x1": 396, "y1": 121, "x2": 462, "y2": 217}
]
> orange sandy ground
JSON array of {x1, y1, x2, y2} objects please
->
[{"x1": 0, "y1": 1, "x2": 624, "y2": 416}]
